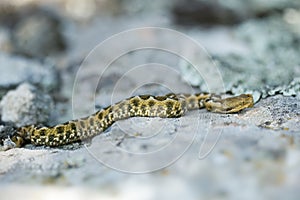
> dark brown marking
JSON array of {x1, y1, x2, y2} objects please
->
[
  {"x1": 131, "y1": 98, "x2": 140, "y2": 107},
  {"x1": 70, "y1": 122, "x2": 77, "y2": 131},
  {"x1": 118, "y1": 101, "x2": 125, "y2": 108},
  {"x1": 97, "y1": 111, "x2": 103, "y2": 120},
  {"x1": 175, "y1": 109, "x2": 182, "y2": 116},
  {"x1": 40, "y1": 138, "x2": 46, "y2": 143},
  {"x1": 65, "y1": 130, "x2": 71, "y2": 138},
  {"x1": 195, "y1": 92, "x2": 209, "y2": 97},
  {"x1": 39, "y1": 129, "x2": 46, "y2": 136},
  {"x1": 31, "y1": 137, "x2": 37, "y2": 143},
  {"x1": 166, "y1": 101, "x2": 174, "y2": 114},
  {"x1": 48, "y1": 135, "x2": 54, "y2": 142},
  {"x1": 89, "y1": 117, "x2": 94, "y2": 126},
  {"x1": 55, "y1": 126, "x2": 65, "y2": 134},
  {"x1": 225, "y1": 107, "x2": 233, "y2": 112},
  {"x1": 139, "y1": 95, "x2": 151, "y2": 100},
  {"x1": 105, "y1": 106, "x2": 112, "y2": 113},
  {"x1": 166, "y1": 93, "x2": 177, "y2": 99},
  {"x1": 140, "y1": 104, "x2": 146, "y2": 114},
  {"x1": 127, "y1": 104, "x2": 132, "y2": 112},
  {"x1": 148, "y1": 100, "x2": 155, "y2": 107},
  {"x1": 80, "y1": 121, "x2": 86, "y2": 128},
  {"x1": 166, "y1": 101, "x2": 174, "y2": 108},
  {"x1": 154, "y1": 96, "x2": 167, "y2": 101}
]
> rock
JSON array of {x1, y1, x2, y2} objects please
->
[
  {"x1": 179, "y1": 16, "x2": 300, "y2": 102},
  {"x1": 0, "y1": 27, "x2": 13, "y2": 53},
  {"x1": 0, "y1": 1, "x2": 19, "y2": 27},
  {"x1": 0, "y1": 3, "x2": 66, "y2": 58},
  {"x1": 0, "y1": 83, "x2": 54, "y2": 127},
  {"x1": 11, "y1": 9, "x2": 66, "y2": 58},
  {"x1": 0, "y1": 53, "x2": 59, "y2": 94},
  {"x1": 171, "y1": 0, "x2": 300, "y2": 26},
  {"x1": 0, "y1": 124, "x2": 18, "y2": 150},
  {"x1": 243, "y1": 95, "x2": 300, "y2": 130},
  {"x1": 172, "y1": 0, "x2": 243, "y2": 26}
]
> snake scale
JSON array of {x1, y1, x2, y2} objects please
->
[{"x1": 6, "y1": 93, "x2": 253, "y2": 148}]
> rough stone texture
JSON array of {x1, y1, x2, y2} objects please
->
[
  {"x1": 0, "y1": 53, "x2": 59, "y2": 93},
  {"x1": 172, "y1": 0, "x2": 300, "y2": 26},
  {"x1": 179, "y1": 16, "x2": 300, "y2": 102},
  {"x1": 0, "y1": 2, "x2": 66, "y2": 58},
  {"x1": 0, "y1": 27, "x2": 12, "y2": 53},
  {"x1": 0, "y1": 1, "x2": 300, "y2": 200},
  {"x1": 172, "y1": 0, "x2": 244, "y2": 25},
  {"x1": 11, "y1": 9, "x2": 66, "y2": 58},
  {"x1": 0, "y1": 96, "x2": 299, "y2": 200},
  {"x1": 0, "y1": 83, "x2": 54, "y2": 127}
]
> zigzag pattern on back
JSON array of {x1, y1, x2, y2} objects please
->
[{"x1": 10, "y1": 93, "x2": 254, "y2": 147}]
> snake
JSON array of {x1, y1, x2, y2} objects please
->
[{"x1": 2, "y1": 93, "x2": 253, "y2": 149}]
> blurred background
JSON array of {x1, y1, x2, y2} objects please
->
[
  {"x1": 1, "y1": 0, "x2": 300, "y2": 200},
  {"x1": 0, "y1": 0, "x2": 300, "y2": 98}
]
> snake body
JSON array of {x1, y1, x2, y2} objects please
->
[{"x1": 9, "y1": 93, "x2": 254, "y2": 148}]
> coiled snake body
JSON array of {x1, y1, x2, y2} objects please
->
[{"x1": 8, "y1": 93, "x2": 253, "y2": 148}]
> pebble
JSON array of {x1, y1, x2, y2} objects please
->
[{"x1": 0, "y1": 83, "x2": 54, "y2": 127}]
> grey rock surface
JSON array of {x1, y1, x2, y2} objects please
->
[
  {"x1": 0, "y1": 83, "x2": 54, "y2": 127},
  {"x1": 0, "y1": 95, "x2": 299, "y2": 200},
  {"x1": 12, "y1": 9, "x2": 66, "y2": 58},
  {"x1": 180, "y1": 16, "x2": 300, "y2": 102},
  {"x1": 172, "y1": 0, "x2": 300, "y2": 26},
  {"x1": 0, "y1": 27, "x2": 12, "y2": 53},
  {"x1": 0, "y1": 53, "x2": 59, "y2": 93},
  {"x1": 0, "y1": 1, "x2": 300, "y2": 200}
]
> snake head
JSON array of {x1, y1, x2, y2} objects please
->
[
  {"x1": 13, "y1": 125, "x2": 35, "y2": 147},
  {"x1": 0, "y1": 125, "x2": 25, "y2": 150},
  {"x1": 0, "y1": 125, "x2": 35, "y2": 150},
  {"x1": 204, "y1": 94, "x2": 254, "y2": 114}
]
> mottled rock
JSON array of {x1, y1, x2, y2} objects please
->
[
  {"x1": 0, "y1": 2, "x2": 66, "y2": 57},
  {"x1": 243, "y1": 95, "x2": 300, "y2": 130},
  {"x1": 172, "y1": 0, "x2": 300, "y2": 26},
  {"x1": 179, "y1": 16, "x2": 300, "y2": 102},
  {"x1": 0, "y1": 124, "x2": 18, "y2": 150},
  {"x1": 0, "y1": 27, "x2": 12, "y2": 53},
  {"x1": 172, "y1": 0, "x2": 243, "y2": 25},
  {"x1": 11, "y1": 9, "x2": 66, "y2": 58},
  {"x1": 1, "y1": 1, "x2": 300, "y2": 199},
  {"x1": 0, "y1": 83, "x2": 54, "y2": 127},
  {"x1": 0, "y1": 53, "x2": 59, "y2": 93}
]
